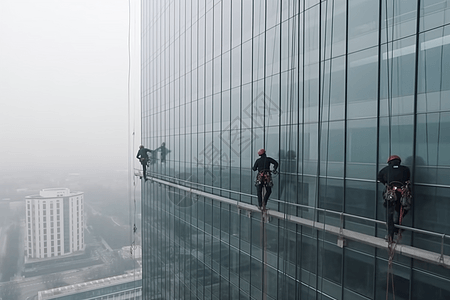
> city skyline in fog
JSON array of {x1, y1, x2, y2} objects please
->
[{"x1": 0, "y1": 0, "x2": 141, "y2": 177}]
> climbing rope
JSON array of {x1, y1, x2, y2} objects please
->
[
  {"x1": 256, "y1": 1, "x2": 281, "y2": 299},
  {"x1": 126, "y1": 0, "x2": 139, "y2": 298},
  {"x1": 384, "y1": 1, "x2": 400, "y2": 299},
  {"x1": 319, "y1": 0, "x2": 335, "y2": 294},
  {"x1": 281, "y1": 0, "x2": 299, "y2": 297}
]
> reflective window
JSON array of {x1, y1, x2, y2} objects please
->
[
  {"x1": 142, "y1": 2, "x2": 450, "y2": 299},
  {"x1": 267, "y1": 0, "x2": 281, "y2": 29},
  {"x1": 348, "y1": 0, "x2": 379, "y2": 53},
  {"x1": 347, "y1": 47, "x2": 378, "y2": 119},
  {"x1": 222, "y1": 1, "x2": 231, "y2": 52},
  {"x1": 242, "y1": 0, "x2": 252, "y2": 42},
  {"x1": 346, "y1": 118, "x2": 377, "y2": 180},
  {"x1": 417, "y1": 26, "x2": 450, "y2": 113},
  {"x1": 420, "y1": 0, "x2": 450, "y2": 31},
  {"x1": 266, "y1": 25, "x2": 281, "y2": 76},
  {"x1": 344, "y1": 250, "x2": 374, "y2": 298},
  {"x1": 231, "y1": 1, "x2": 241, "y2": 48},
  {"x1": 213, "y1": 3, "x2": 222, "y2": 57},
  {"x1": 253, "y1": 0, "x2": 265, "y2": 35}
]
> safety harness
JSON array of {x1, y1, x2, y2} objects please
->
[
  {"x1": 255, "y1": 170, "x2": 273, "y2": 187},
  {"x1": 383, "y1": 180, "x2": 412, "y2": 211}
]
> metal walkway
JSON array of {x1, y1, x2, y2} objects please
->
[{"x1": 144, "y1": 174, "x2": 450, "y2": 268}]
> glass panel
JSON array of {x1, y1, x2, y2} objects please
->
[
  {"x1": 413, "y1": 186, "x2": 450, "y2": 254},
  {"x1": 304, "y1": 4, "x2": 319, "y2": 65},
  {"x1": 253, "y1": 34, "x2": 265, "y2": 81},
  {"x1": 346, "y1": 118, "x2": 377, "y2": 180},
  {"x1": 252, "y1": 79, "x2": 265, "y2": 129},
  {"x1": 411, "y1": 268, "x2": 450, "y2": 300},
  {"x1": 205, "y1": 61, "x2": 213, "y2": 97},
  {"x1": 380, "y1": 36, "x2": 416, "y2": 116},
  {"x1": 222, "y1": 0, "x2": 231, "y2": 52},
  {"x1": 198, "y1": 15, "x2": 205, "y2": 66},
  {"x1": 265, "y1": 74, "x2": 281, "y2": 128},
  {"x1": 222, "y1": 51, "x2": 231, "y2": 91},
  {"x1": 231, "y1": 45, "x2": 241, "y2": 88},
  {"x1": 348, "y1": 0, "x2": 379, "y2": 53},
  {"x1": 213, "y1": 93, "x2": 221, "y2": 132},
  {"x1": 267, "y1": 0, "x2": 281, "y2": 29},
  {"x1": 303, "y1": 123, "x2": 318, "y2": 176},
  {"x1": 320, "y1": 121, "x2": 344, "y2": 177},
  {"x1": 205, "y1": 9, "x2": 213, "y2": 62},
  {"x1": 281, "y1": 70, "x2": 299, "y2": 125},
  {"x1": 420, "y1": 0, "x2": 450, "y2": 31},
  {"x1": 281, "y1": 17, "x2": 299, "y2": 73},
  {"x1": 266, "y1": 25, "x2": 281, "y2": 76},
  {"x1": 280, "y1": 125, "x2": 298, "y2": 203},
  {"x1": 345, "y1": 180, "x2": 376, "y2": 219},
  {"x1": 381, "y1": 0, "x2": 417, "y2": 43},
  {"x1": 242, "y1": 0, "x2": 253, "y2": 42},
  {"x1": 213, "y1": 3, "x2": 221, "y2": 57},
  {"x1": 254, "y1": 0, "x2": 266, "y2": 35},
  {"x1": 344, "y1": 249, "x2": 374, "y2": 299},
  {"x1": 304, "y1": 63, "x2": 319, "y2": 123},
  {"x1": 321, "y1": 56, "x2": 346, "y2": 121},
  {"x1": 242, "y1": 40, "x2": 252, "y2": 85},
  {"x1": 231, "y1": 1, "x2": 241, "y2": 48},
  {"x1": 417, "y1": 26, "x2": 450, "y2": 113},
  {"x1": 213, "y1": 57, "x2": 221, "y2": 95},
  {"x1": 378, "y1": 115, "x2": 414, "y2": 170},
  {"x1": 347, "y1": 47, "x2": 378, "y2": 119},
  {"x1": 319, "y1": 178, "x2": 343, "y2": 212}
]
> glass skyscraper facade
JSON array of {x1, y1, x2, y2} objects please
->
[{"x1": 141, "y1": 1, "x2": 450, "y2": 299}]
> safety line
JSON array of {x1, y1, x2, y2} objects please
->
[
  {"x1": 127, "y1": 0, "x2": 138, "y2": 298},
  {"x1": 384, "y1": 1, "x2": 395, "y2": 298}
]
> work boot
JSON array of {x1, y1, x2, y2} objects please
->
[{"x1": 385, "y1": 235, "x2": 393, "y2": 243}]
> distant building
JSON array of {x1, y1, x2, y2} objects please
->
[
  {"x1": 37, "y1": 271, "x2": 142, "y2": 300},
  {"x1": 26, "y1": 188, "x2": 85, "y2": 259}
]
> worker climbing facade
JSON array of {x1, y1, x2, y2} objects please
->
[
  {"x1": 137, "y1": 145, "x2": 152, "y2": 181},
  {"x1": 157, "y1": 142, "x2": 169, "y2": 163},
  {"x1": 252, "y1": 149, "x2": 279, "y2": 211},
  {"x1": 377, "y1": 155, "x2": 412, "y2": 242}
]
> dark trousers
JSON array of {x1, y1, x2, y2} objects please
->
[
  {"x1": 256, "y1": 184, "x2": 272, "y2": 207},
  {"x1": 386, "y1": 197, "x2": 408, "y2": 239},
  {"x1": 141, "y1": 160, "x2": 148, "y2": 179}
]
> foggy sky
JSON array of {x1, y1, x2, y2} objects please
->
[{"x1": 0, "y1": 0, "x2": 140, "y2": 176}]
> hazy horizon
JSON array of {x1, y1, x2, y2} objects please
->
[{"x1": 0, "y1": 0, "x2": 141, "y2": 178}]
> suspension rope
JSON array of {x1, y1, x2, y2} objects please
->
[
  {"x1": 264, "y1": 1, "x2": 281, "y2": 147},
  {"x1": 280, "y1": 0, "x2": 299, "y2": 297},
  {"x1": 126, "y1": 0, "x2": 138, "y2": 298},
  {"x1": 435, "y1": 21, "x2": 445, "y2": 187},
  {"x1": 384, "y1": 1, "x2": 399, "y2": 299},
  {"x1": 319, "y1": 0, "x2": 335, "y2": 294},
  {"x1": 259, "y1": 2, "x2": 281, "y2": 299}
]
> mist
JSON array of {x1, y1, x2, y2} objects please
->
[{"x1": 0, "y1": 0, "x2": 141, "y2": 298}]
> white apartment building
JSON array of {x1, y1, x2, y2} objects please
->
[{"x1": 26, "y1": 188, "x2": 85, "y2": 259}]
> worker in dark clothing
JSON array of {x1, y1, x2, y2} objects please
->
[
  {"x1": 157, "y1": 142, "x2": 170, "y2": 163},
  {"x1": 377, "y1": 155, "x2": 412, "y2": 241},
  {"x1": 136, "y1": 145, "x2": 152, "y2": 180},
  {"x1": 252, "y1": 149, "x2": 279, "y2": 210}
]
